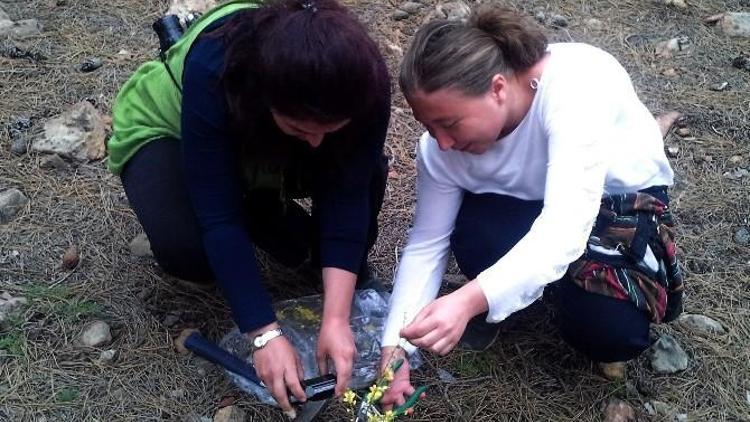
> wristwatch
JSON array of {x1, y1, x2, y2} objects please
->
[{"x1": 250, "y1": 327, "x2": 283, "y2": 353}]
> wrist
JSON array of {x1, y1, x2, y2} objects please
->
[
  {"x1": 458, "y1": 280, "x2": 489, "y2": 319},
  {"x1": 245, "y1": 321, "x2": 281, "y2": 340}
]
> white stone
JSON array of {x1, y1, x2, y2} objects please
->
[
  {"x1": 129, "y1": 232, "x2": 154, "y2": 257},
  {"x1": 435, "y1": 1, "x2": 471, "y2": 21},
  {"x1": 0, "y1": 189, "x2": 29, "y2": 224},
  {"x1": 706, "y1": 12, "x2": 750, "y2": 38},
  {"x1": 79, "y1": 320, "x2": 112, "y2": 347},
  {"x1": 98, "y1": 349, "x2": 118, "y2": 364},
  {"x1": 167, "y1": 0, "x2": 217, "y2": 26},
  {"x1": 31, "y1": 101, "x2": 109, "y2": 162},
  {"x1": 723, "y1": 168, "x2": 749, "y2": 180},
  {"x1": 678, "y1": 314, "x2": 726, "y2": 334},
  {"x1": 586, "y1": 18, "x2": 603, "y2": 30},
  {"x1": 655, "y1": 36, "x2": 693, "y2": 58}
]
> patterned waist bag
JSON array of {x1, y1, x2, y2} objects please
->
[{"x1": 566, "y1": 190, "x2": 684, "y2": 323}]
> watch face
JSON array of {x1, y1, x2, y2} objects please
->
[{"x1": 253, "y1": 336, "x2": 264, "y2": 348}]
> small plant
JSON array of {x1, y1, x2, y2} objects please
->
[{"x1": 341, "y1": 350, "x2": 427, "y2": 421}]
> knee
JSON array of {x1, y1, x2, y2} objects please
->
[
  {"x1": 146, "y1": 233, "x2": 213, "y2": 282},
  {"x1": 556, "y1": 281, "x2": 651, "y2": 362}
]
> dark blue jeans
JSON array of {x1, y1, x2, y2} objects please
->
[
  {"x1": 450, "y1": 192, "x2": 655, "y2": 363},
  {"x1": 120, "y1": 138, "x2": 386, "y2": 283}
]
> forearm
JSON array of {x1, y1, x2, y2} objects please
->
[{"x1": 321, "y1": 267, "x2": 357, "y2": 323}]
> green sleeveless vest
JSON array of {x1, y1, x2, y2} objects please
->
[{"x1": 106, "y1": 1, "x2": 260, "y2": 174}]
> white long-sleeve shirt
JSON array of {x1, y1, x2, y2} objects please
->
[{"x1": 383, "y1": 43, "x2": 674, "y2": 353}]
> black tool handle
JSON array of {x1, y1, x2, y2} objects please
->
[{"x1": 183, "y1": 332, "x2": 263, "y2": 385}]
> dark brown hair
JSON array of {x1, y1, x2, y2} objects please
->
[
  {"x1": 400, "y1": 4, "x2": 547, "y2": 97},
  {"x1": 218, "y1": 0, "x2": 388, "y2": 125}
]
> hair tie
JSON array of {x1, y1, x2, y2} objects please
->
[{"x1": 301, "y1": 1, "x2": 318, "y2": 12}]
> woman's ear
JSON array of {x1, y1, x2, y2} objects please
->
[{"x1": 489, "y1": 73, "x2": 507, "y2": 105}]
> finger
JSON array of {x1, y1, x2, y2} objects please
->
[
  {"x1": 432, "y1": 337, "x2": 457, "y2": 356},
  {"x1": 408, "y1": 328, "x2": 444, "y2": 350},
  {"x1": 400, "y1": 316, "x2": 439, "y2": 341},
  {"x1": 399, "y1": 307, "x2": 435, "y2": 339},
  {"x1": 285, "y1": 366, "x2": 307, "y2": 403},
  {"x1": 272, "y1": 373, "x2": 293, "y2": 412},
  {"x1": 316, "y1": 351, "x2": 328, "y2": 376},
  {"x1": 296, "y1": 354, "x2": 304, "y2": 381},
  {"x1": 333, "y1": 356, "x2": 353, "y2": 396}
]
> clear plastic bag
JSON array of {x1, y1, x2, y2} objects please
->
[{"x1": 219, "y1": 289, "x2": 421, "y2": 405}]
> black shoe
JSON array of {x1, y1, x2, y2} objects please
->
[{"x1": 459, "y1": 312, "x2": 501, "y2": 351}]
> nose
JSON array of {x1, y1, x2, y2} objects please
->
[
  {"x1": 434, "y1": 133, "x2": 455, "y2": 151},
  {"x1": 303, "y1": 133, "x2": 324, "y2": 148}
]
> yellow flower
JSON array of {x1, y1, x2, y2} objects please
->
[
  {"x1": 382, "y1": 368, "x2": 394, "y2": 382},
  {"x1": 342, "y1": 389, "x2": 357, "y2": 407},
  {"x1": 382, "y1": 410, "x2": 395, "y2": 422},
  {"x1": 365, "y1": 384, "x2": 388, "y2": 403}
]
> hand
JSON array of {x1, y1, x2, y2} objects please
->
[
  {"x1": 379, "y1": 346, "x2": 423, "y2": 410},
  {"x1": 249, "y1": 323, "x2": 306, "y2": 413},
  {"x1": 400, "y1": 282, "x2": 488, "y2": 355},
  {"x1": 316, "y1": 317, "x2": 356, "y2": 396}
]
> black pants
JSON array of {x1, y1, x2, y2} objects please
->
[
  {"x1": 120, "y1": 138, "x2": 387, "y2": 283},
  {"x1": 450, "y1": 192, "x2": 652, "y2": 363}
]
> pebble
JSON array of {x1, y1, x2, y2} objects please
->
[
  {"x1": 79, "y1": 57, "x2": 103, "y2": 73},
  {"x1": 710, "y1": 81, "x2": 729, "y2": 91},
  {"x1": 10, "y1": 137, "x2": 27, "y2": 155},
  {"x1": 667, "y1": 146, "x2": 679, "y2": 157},
  {"x1": 436, "y1": 1, "x2": 471, "y2": 21},
  {"x1": 723, "y1": 168, "x2": 749, "y2": 180},
  {"x1": 655, "y1": 36, "x2": 692, "y2": 58},
  {"x1": 550, "y1": 14, "x2": 569, "y2": 28},
  {"x1": 62, "y1": 245, "x2": 79, "y2": 270},
  {"x1": 213, "y1": 405, "x2": 246, "y2": 422},
  {"x1": 97, "y1": 349, "x2": 118, "y2": 364},
  {"x1": 0, "y1": 189, "x2": 29, "y2": 224},
  {"x1": 678, "y1": 313, "x2": 726, "y2": 334},
  {"x1": 659, "y1": 0, "x2": 688, "y2": 8},
  {"x1": 602, "y1": 399, "x2": 635, "y2": 422},
  {"x1": 586, "y1": 18, "x2": 603, "y2": 30},
  {"x1": 39, "y1": 154, "x2": 70, "y2": 171},
  {"x1": 399, "y1": 1, "x2": 424, "y2": 14},
  {"x1": 534, "y1": 10, "x2": 546, "y2": 24},
  {"x1": 734, "y1": 227, "x2": 750, "y2": 245},
  {"x1": 437, "y1": 368, "x2": 457, "y2": 383},
  {"x1": 79, "y1": 320, "x2": 112, "y2": 347},
  {"x1": 163, "y1": 313, "x2": 180, "y2": 327},
  {"x1": 649, "y1": 400, "x2": 674, "y2": 417},
  {"x1": 392, "y1": 10, "x2": 410, "y2": 20},
  {"x1": 168, "y1": 388, "x2": 185, "y2": 399},
  {"x1": 650, "y1": 335, "x2": 688, "y2": 374},
  {"x1": 662, "y1": 68, "x2": 678, "y2": 77},
  {"x1": 676, "y1": 127, "x2": 691, "y2": 137},
  {"x1": 31, "y1": 101, "x2": 108, "y2": 162},
  {"x1": 732, "y1": 53, "x2": 750, "y2": 71},
  {"x1": 729, "y1": 155, "x2": 743, "y2": 164},
  {"x1": 129, "y1": 232, "x2": 154, "y2": 257},
  {"x1": 676, "y1": 413, "x2": 688, "y2": 422}
]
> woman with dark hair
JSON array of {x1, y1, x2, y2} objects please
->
[
  {"x1": 380, "y1": 4, "x2": 682, "y2": 408},
  {"x1": 107, "y1": 0, "x2": 390, "y2": 412}
]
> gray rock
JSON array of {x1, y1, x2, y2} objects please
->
[
  {"x1": 550, "y1": 14, "x2": 569, "y2": 28},
  {"x1": 129, "y1": 232, "x2": 154, "y2": 257},
  {"x1": 97, "y1": 349, "x2": 118, "y2": 364},
  {"x1": 676, "y1": 413, "x2": 688, "y2": 422},
  {"x1": 586, "y1": 18, "x2": 603, "y2": 30},
  {"x1": 10, "y1": 136, "x2": 26, "y2": 155},
  {"x1": 39, "y1": 154, "x2": 70, "y2": 171},
  {"x1": 534, "y1": 10, "x2": 546, "y2": 24},
  {"x1": 707, "y1": 12, "x2": 750, "y2": 38},
  {"x1": 734, "y1": 227, "x2": 750, "y2": 245},
  {"x1": 649, "y1": 400, "x2": 675, "y2": 417},
  {"x1": 169, "y1": 388, "x2": 185, "y2": 399},
  {"x1": 723, "y1": 168, "x2": 749, "y2": 180},
  {"x1": 710, "y1": 81, "x2": 729, "y2": 91},
  {"x1": 79, "y1": 57, "x2": 103, "y2": 73},
  {"x1": 0, "y1": 17, "x2": 42, "y2": 38},
  {"x1": 746, "y1": 390, "x2": 750, "y2": 406},
  {"x1": 436, "y1": 1, "x2": 471, "y2": 21},
  {"x1": 0, "y1": 292, "x2": 28, "y2": 328},
  {"x1": 643, "y1": 402, "x2": 656, "y2": 416},
  {"x1": 392, "y1": 9, "x2": 410, "y2": 20},
  {"x1": 79, "y1": 320, "x2": 112, "y2": 347},
  {"x1": 0, "y1": 188, "x2": 29, "y2": 224},
  {"x1": 213, "y1": 406, "x2": 245, "y2": 422},
  {"x1": 31, "y1": 101, "x2": 109, "y2": 162},
  {"x1": 399, "y1": 1, "x2": 424, "y2": 14},
  {"x1": 437, "y1": 368, "x2": 457, "y2": 383},
  {"x1": 678, "y1": 314, "x2": 726, "y2": 334},
  {"x1": 650, "y1": 335, "x2": 688, "y2": 374}
]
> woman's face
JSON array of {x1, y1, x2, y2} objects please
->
[
  {"x1": 407, "y1": 79, "x2": 509, "y2": 155},
  {"x1": 271, "y1": 111, "x2": 350, "y2": 148}
]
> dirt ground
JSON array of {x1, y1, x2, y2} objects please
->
[{"x1": 1, "y1": 0, "x2": 749, "y2": 420}]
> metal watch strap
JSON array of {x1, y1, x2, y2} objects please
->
[{"x1": 251, "y1": 327, "x2": 283, "y2": 353}]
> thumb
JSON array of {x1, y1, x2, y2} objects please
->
[
  {"x1": 317, "y1": 350, "x2": 328, "y2": 376},
  {"x1": 400, "y1": 306, "x2": 433, "y2": 339}
]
